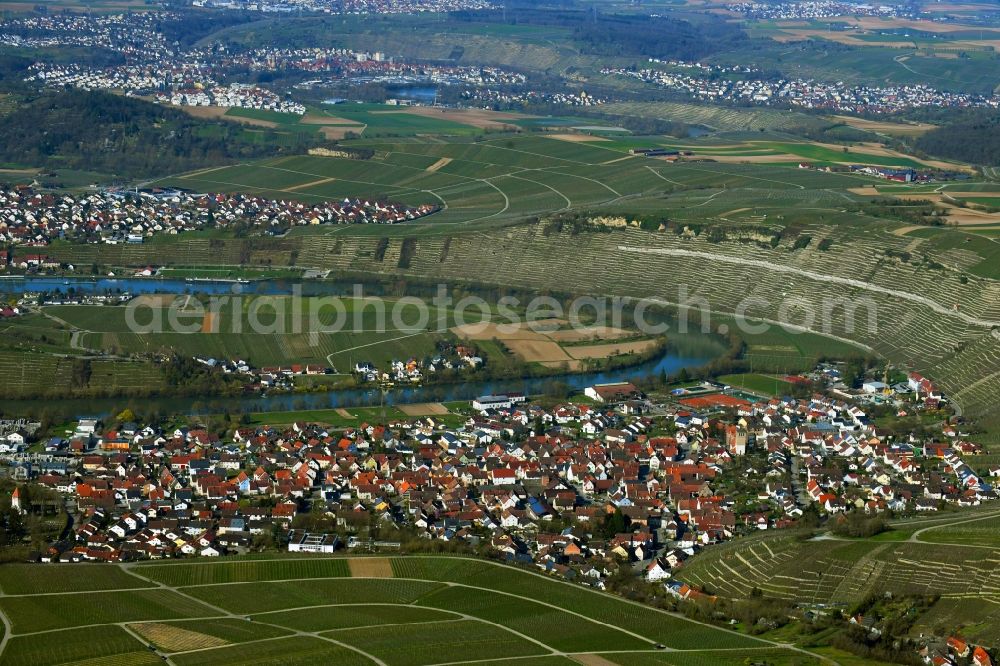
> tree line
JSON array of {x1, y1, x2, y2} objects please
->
[{"x1": 0, "y1": 88, "x2": 323, "y2": 178}]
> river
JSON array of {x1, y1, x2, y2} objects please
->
[
  {"x1": 1, "y1": 276, "x2": 721, "y2": 418},
  {"x1": 0, "y1": 349, "x2": 713, "y2": 419}
]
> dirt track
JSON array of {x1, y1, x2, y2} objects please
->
[{"x1": 426, "y1": 157, "x2": 453, "y2": 172}]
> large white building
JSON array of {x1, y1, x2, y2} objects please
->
[
  {"x1": 287, "y1": 531, "x2": 339, "y2": 554},
  {"x1": 472, "y1": 394, "x2": 526, "y2": 413}
]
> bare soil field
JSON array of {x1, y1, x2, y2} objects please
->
[
  {"x1": 320, "y1": 126, "x2": 362, "y2": 140},
  {"x1": 831, "y1": 115, "x2": 936, "y2": 136},
  {"x1": 176, "y1": 105, "x2": 279, "y2": 129},
  {"x1": 545, "y1": 326, "x2": 633, "y2": 342},
  {"x1": 453, "y1": 319, "x2": 647, "y2": 367},
  {"x1": 451, "y1": 319, "x2": 567, "y2": 340},
  {"x1": 505, "y1": 339, "x2": 573, "y2": 363},
  {"x1": 348, "y1": 558, "x2": 394, "y2": 578},
  {"x1": 301, "y1": 114, "x2": 364, "y2": 126},
  {"x1": 131, "y1": 623, "x2": 229, "y2": 652},
  {"x1": 398, "y1": 402, "x2": 450, "y2": 416},
  {"x1": 848, "y1": 186, "x2": 881, "y2": 195},
  {"x1": 398, "y1": 107, "x2": 526, "y2": 130},
  {"x1": 540, "y1": 359, "x2": 584, "y2": 370},
  {"x1": 178, "y1": 106, "x2": 231, "y2": 120},
  {"x1": 335, "y1": 408, "x2": 354, "y2": 419},
  {"x1": 200, "y1": 312, "x2": 217, "y2": 334},
  {"x1": 769, "y1": 29, "x2": 875, "y2": 46},
  {"x1": 547, "y1": 133, "x2": 612, "y2": 143},
  {"x1": 572, "y1": 655, "x2": 620, "y2": 666},
  {"x1": 948, "y1": 210, "x2": 1000, "y2": 225},
  {"x1": 130, "y1": 295, "x2": 178, "y2": 308},
  {"x1": 451, "y1": 322, "x2": 548, "y2": 341},
  {"x1": 566, "y1": 339, "x2": 660, "y2": 360},
  {"x1": 893, "y1": 225, "x2": 928, "y2": 237},
  {"x1": 426, "y1": 157, "x2": 453, "y2": 172}
]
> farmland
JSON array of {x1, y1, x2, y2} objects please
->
[
  {"x1": 0, "y1": 555, "x2": 827, "y2": 666},
  {"x1": 672, "y1": 509, "x2": 1000, "y2": 647},
  {"x1": 5, "y1": 130, "x2": 998, "y2": 420},
  {"x1": 220, "y1": 104, "x2": 510, "y2": 139},
  {"x1": 136, "y1": 133, "x2": 929, "y2": 236},
  {"x1": 44, "y1": 296, "x2": 458, "y2": 370},
  {"x1": 7, "y1": 131, "x2": 1000, "y2": 422}
]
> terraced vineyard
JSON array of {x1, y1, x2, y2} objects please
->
[
  {"x1": 270, "y1": 221, "x2": 1000, "y2": 420},
  {"x1": 12, "y1": 134, "x2": 1000, "y2": 423},
  {"x1": 0, "y1": 556, "x2": 825, "y2": 666},
  {"x1": 0, "y1": 350, "x2": 166, "y2": 398},
  {"x1": 600, "y1": 102, "x2": 832, "y2": 133},
  {"x1": 673, "y1": 523, "x2": 1000, "y2": 647}
]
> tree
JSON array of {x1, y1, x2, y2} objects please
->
[
  {"x1": 115, "y1": 408, "x2": 136, "y2": 424},
  {"x1": 600, "y1": 506, "x2": 629, "y2": 538}
]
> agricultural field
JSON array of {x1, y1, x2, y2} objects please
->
[
  {"x1": 142, "y1": 133, "x2": 901, "y2": 237},
  {"x1": 223, "y1": 104, "x2": 504, "y2": 139},
  {"x1": 36, "y1": 295, "x2": 497, "y2": 369},
  {"x1": 723, "y1": 324, "x2": 868, "y2": 374},
  {"x1": 0, "y1": 555, "x2": 824, "y2": 665},
  {"x1": 452, "y1": 319, "x2": 660, "y2": 371},
  {"x1": 9, "y1": 131, "x2": 1000, "y2": 421},
  {"x1": 0, "y1": 563, "x2": 154, "y2": 595},
  {"x1": 673, "y1": 521, "x2": 1000, "y2": 648},
  {"x1": 914, "y1": 513, "x2": 1000, "y2": 547},
  {"x1": 0, "y1": 348, "x2": 167, "y2": 399}
]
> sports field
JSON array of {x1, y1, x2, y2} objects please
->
[{"x1": 0, "y1": 556, "x2": 827, "y2": 666}]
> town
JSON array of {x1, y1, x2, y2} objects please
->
[
  {"x1": 1, "y1": 360, "x2": 991, "y2": 662},
  {"x1": 192, "y1": 0, "x2": 496, "y2": 15},
  {"x1": 725, "y1": 0, "x2": 921, "y2": 20},
  {"x1": 0, "y1": 364, "x2": 975, "y2": 565},
  {"x1": 603, "y1": 64, "x2": 1000, "y2": 115},
  {"x1": 0, "y1": 186, "x2": 439, "y2": 251}
]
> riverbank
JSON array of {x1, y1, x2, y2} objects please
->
[{"x1": 0, "y1": 347, "x2": 715, "y2": 420}]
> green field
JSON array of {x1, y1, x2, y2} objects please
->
[
  {"x1": 31, "y1": 296, "x2": 497, "y2": 369},
  {"x1": 0, "y1": 555, "x2": 827, "y2": 665},
  {"x1": 225, "y1": 103, "x2": 489, "y2": 138},
  {"x1": 673, "y1": 518, "x2": 1000, "y2": 648},
  {"x1": 136, "y1": 134, "x2": 896, "y2": 236},
  {"x1": 716, "y1": 373, "x2": 797, "y2": 396},
  {"x1": 0, "y1": 564, "x2": 154, "y2": 595},
  {"x1": 915, "y1": 514, "x2": 1000, "y2": 547}
]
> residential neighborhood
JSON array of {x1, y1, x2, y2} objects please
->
[
  {"x1": 0, "y1": 186, "x2": 438, "y2": 251},
  {"x1": 603, "y1": 63, "x2": 1000, "y2": 115},
  {"x1": 0, "y1": 362, "x2": 979, "y2": 572}
]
